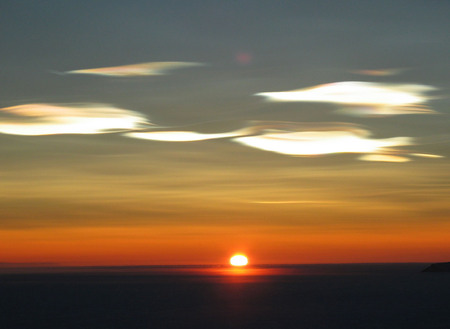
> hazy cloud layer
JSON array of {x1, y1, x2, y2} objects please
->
[
  {"x1": 0, "y1": 103, "x2": 150, "y2": 135},
  {"x1": 256, "y1": 81, "x2": 437, "y2": 117},
  {"x1": 63, "y1": 62, "x2": 204, "y2": 77}
]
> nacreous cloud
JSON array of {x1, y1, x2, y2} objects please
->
[
  {"x1": 351, "y1": 68, "x2": 407, "y2": 76},
  {"x1": 256, "y1": 81, "x2": 437, "y2": 117},
  {"x1": 123, "y1": 121, "x2": 441, "y2": 162},
  {"x1": 0, "y1": 103, "x2": 150, "y2": 135},
  {"x1": 233, "y1": 122, "x2": 415, "y2": 161},
  {"x1": 63, "y1": 62, "x2": 204, "y2": 77},
  {"x1": 124, "y1": 127, "x2": 254, "y2": 142}
]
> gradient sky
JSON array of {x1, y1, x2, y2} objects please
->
[{"x1": 1, "y1": 0, "x2": 449, "y2": 266}]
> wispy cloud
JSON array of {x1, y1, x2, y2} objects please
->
[
  {"x1": 256, "y1": 81, "x2": 437, "y2": 117},
  {"x1": 124, "y1": 127, "x2": 254, "y2": 142},
  {"x1": 0, "y1": 103, "x2": 150, "y2": 135},
  {"x1": 334, "y1": 105, "x2": 436, "y2": 117},
  {"x1": 248, "y1": 200, "x2": 339, "y2": 205},
  {"x1": 410, "y1": 153, "x2": 444, "y2": 159},
  {"x1": 63, "y1": 61, "x2": 204, "y2": 77},
  {"x1": 358, "y1": 154, "x2": 411, "y2": 162},
  {"x1": 351, "y1": 68, "x2": 407, "y2": 76}
]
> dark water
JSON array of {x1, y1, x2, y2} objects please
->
[{"x1": 1, "y1": 264, "x2": 449, "y2": 329}]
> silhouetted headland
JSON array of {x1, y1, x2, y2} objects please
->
[{"x1": 422, "y1": 262, "x2": 450, "y2": 272}]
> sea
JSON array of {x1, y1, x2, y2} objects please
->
[{"x1": 1, "y1": 263, "x2": 449, "y2": 329}]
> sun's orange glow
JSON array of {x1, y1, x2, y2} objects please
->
[
  {"x1": 230, "y1": 254, "x2": 248, "y2": 266},
  {"x1": 1, "y1": 223, "x2": 450, "y2": 267}
]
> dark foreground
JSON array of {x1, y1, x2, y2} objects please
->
[{"x1": 1, "y1": 264, "x2": 449, "y2": 329}]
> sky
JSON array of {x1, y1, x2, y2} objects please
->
[{"x1": 1, "y1": 0, "x2": 449, "y2": 266}]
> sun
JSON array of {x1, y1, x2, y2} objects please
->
[{"x1": 230, "y1": 254, "x2": 248, "y2": 266}]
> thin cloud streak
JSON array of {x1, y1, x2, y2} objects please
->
[
  {"x1": 334, "y1": 105, "x2": 437, "y2": 117},
  {"x1": 410, "y1": 153, "x2": 444, "y2": 159},
  {"x1": 124, "y1": 127, "x2": 254, "y2": 142},
  {"x1": 249, "y1": 200, "x2": 339, "y2": 205},
  {"x1": 351, "y1": 68, "x2": 408, "y2": 76},
  {"x1": 63, "y1": 62, "x2": 204, "y2": 77},
  {"x1": 0, "y1": 103, "x2": 151, "y2": 136},
  {"x1": 256, "y1": 81, "x2": 437, "y2": 117},
  {"x1": 358, "y1": 154, "x2": 411, "y2": 162}
]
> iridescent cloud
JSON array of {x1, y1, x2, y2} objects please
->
[
  {"x1": 410, "y1": 153, "x2": 444, "y2": 159},
  {"x1": 125, "y1": 121, "x2": 442, "y2": 162},
  {"x1": 351, "y1": 68, "x2": 407, "y2": 76},
  {"x1": 124, "y1": 127, "x2": 254, "y2": 142},
  {"x1": 233, "y1": 122, "x2": 417, "y2": 161},
  {"x1": 0, "y1": 103, "x2": 150, "y2": 135},
  {"x1": 358, "y1": 154, "x2": 411, "y2": 162},
  {"x1": 256, "y1": 81, "x2": 437, "y2": 117},
  {"x1": 334, "y1": 105, "x2": 436, "y2": 117},
  {"x1": 63, "y1": 61, "x2": 204, "y2": 77}
]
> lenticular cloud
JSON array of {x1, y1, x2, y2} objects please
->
[
  {"x1": 124, "y1": 127, "x2": 254, "y2": 142},
  {"x1": 64, "y1": 62, "x2": 204, "y2": 77},
  {"x1": 0, "y1": 103, "x2": 150, "y2": 136},
  {"x1": 256, "y1": 81, "x2": 437, "y2": 117},
  {"x1": 233, "y1": 122, "x2": 417, "y2": 161},
  {"x1": 124, "y1": 120, "x2": 441, "y2": 162}
]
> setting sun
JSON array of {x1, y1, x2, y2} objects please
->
[{"x1": 230, "y1": 254, "x2": 248, "y2": 266}]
